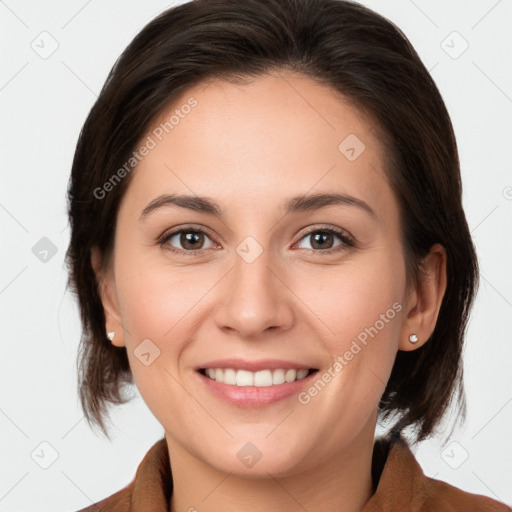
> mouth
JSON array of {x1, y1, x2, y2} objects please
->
[
  {"x1": 196, "y1": 367, "x2": 320, "y2": 407},
  {"x1": 198, "y1": 367, "x2": 319, "y2": 386}
]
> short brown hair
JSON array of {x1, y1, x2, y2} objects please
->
[{"x1": 65, "y1": 0, "x2": 478, "y2": 442}]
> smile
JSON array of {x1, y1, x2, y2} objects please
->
[
  {"x1": 200, "y1": 367, "x2": 316, "y2": 386},
  {"x1": 196, "y1": 367, "x2": 320, "y2": 407}
]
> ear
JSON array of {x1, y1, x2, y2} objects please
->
[
  {"x1": 398, "y1": 243, "x2": 447, "y2": 351},
  {"x1": 90, "y1": 246, "x2": 126, "y2": 347}
]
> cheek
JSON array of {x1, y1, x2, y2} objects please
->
[
  {"x1": 114, "y1": 263, "x2": 208, "y2": 428},
  {"x1": 294, "y1": 253, "x2": 404, "y2": 346},
  {"x1": 115, "y1": 250, "x2": 210, "y2": 340},
  {"x1": 113, "y1": 250, "x2": 221, "y2": 393},
  {"x1": 291, "y1": 253, "x2": 404, "y2": 404}
]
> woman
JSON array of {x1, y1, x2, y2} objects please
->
[{"x1": 65, "y1": 0, "x2": 511, "y2": 510}]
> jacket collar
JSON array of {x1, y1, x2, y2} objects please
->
[{"x1": 87, "y1": 433, "x2": 510, "y2": 511}]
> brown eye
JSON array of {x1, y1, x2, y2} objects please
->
[
  {"x1": 159, "y1": 225, "x2": 353, "y2": 255},
  {"x1": 179, "y1": 231, "x2": 205, "y2": 250},
  {"x1": 296, "y1": 227, "x2": 354, "y2": 253},
  {"x1": 160, "y1": 228, "x2": 215, "y2": 252},
  {"x1": 309, "y1": 231, "x2": 335, "y2": 250}
]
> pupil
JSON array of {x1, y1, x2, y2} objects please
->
[
  {"x1": 312, "y1": 232, "x2": 333, "y2": 250},
  {"x1": 182, "y1": 231, "x2": 203, "y2": 250},
  {"x1": 178, "y1": 231, "x2": 334, "y2": 251}
]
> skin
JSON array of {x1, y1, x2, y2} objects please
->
[{"x1": 92, "y1": 70, "x2": 447, "y2": 512}]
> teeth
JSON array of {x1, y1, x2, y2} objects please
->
[{"x1": 203, "y1": 368, "x2": 311, "y2": 386}]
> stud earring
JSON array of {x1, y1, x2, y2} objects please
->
[
  {"x1": 107, "y1": 331, "x2": 115, "y2": 341},
  {"x1": 408, "y1": 334, "x2": 418, "y2": 344}
]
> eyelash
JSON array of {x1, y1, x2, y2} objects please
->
[{"x1": 158, "y1": 224, "x2": 355, "y2": 256}]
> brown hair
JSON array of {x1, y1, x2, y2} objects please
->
[{"x1": 65, "y1": 0, "x2": 478, "y2": 442}]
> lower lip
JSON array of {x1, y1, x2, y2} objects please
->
[{"x1": 196, "y1": 370, "x2": 318, "y2": 407}]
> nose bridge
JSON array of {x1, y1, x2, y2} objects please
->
[
  {"x1": 232, "y1": 235, "x2": 277, "y2": 311},
  {"x1": 214, "y1": 234, "x2": 293, "y2": 337}
]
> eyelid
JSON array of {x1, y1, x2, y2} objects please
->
[
  {"x1": 294, "y1": 224, "x2": 354, "y2": 245},
  {"x1": 158, "y1": 223, "x2": 355, "y2": 254},
  {"x1": 157, "y1": 224, "x2": 219, "y2": 256}
]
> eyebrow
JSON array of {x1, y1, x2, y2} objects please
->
[{"x1": 138, "y1": 192, "x2": 377, "y2": 221}]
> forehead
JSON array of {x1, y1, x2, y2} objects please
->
[{"x1": 121, "y1": 72, "x2": 397, "y2": 224}]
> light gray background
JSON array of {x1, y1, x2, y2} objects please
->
[{"x1": 1, "y1": 0, "x2": 511, "y2": 510}]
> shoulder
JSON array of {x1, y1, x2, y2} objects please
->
[
  {"x1": 73, "y1": 486, "x2": 131, "y2": 512},
  {"x1": 364, "y1": 434, "x2": 511, "y2": 511},
  {"x1": 71, "y1": 437, "x2": 171, "y2": 512},
  {"x1": 419, "y1": 474, "x2": 512, "y2": 512}
]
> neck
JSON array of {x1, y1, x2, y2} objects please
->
[{"x1": 167, "y1": 415, "x2": 377, "y2": 512}]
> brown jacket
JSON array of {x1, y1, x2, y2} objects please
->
[{"x1": 75, "y1": 434, "x2": 511, "y2": 511}]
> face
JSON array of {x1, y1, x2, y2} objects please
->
[{"x1": 97, "y1": 71, "x2": 416, "y2": 477}]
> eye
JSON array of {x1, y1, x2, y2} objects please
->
[
  {"x1": 159, "y1": 227, "x2": 217, "y2": 254},
  {"x1": 295, "y1": 226, "x2": 354, "y2": 253},
  {"x1": 158, "y1": 225, "x2": 355, "y2": 255}
]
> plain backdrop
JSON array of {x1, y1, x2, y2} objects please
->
[{"x1": 1, "y1": 0, "x2": 511, "y2": 510}]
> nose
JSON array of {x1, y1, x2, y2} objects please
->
[{"x1": 213, "y1": 244, "x2": 294, "y2": 339}]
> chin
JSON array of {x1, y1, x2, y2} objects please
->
[{"x1": 201, "y1": 438, "x2": 312, "y2": 479}]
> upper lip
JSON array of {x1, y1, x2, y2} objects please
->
[{"x1": 196, "y1": 358, "x2": 318, "y2": 372}]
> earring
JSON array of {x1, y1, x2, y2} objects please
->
[
  {"x1": 107, "y1": 331, "x2": 115, "y2": 341},
  {"x1": 409, "y1": 334, "x2": 418, "y2": 344}
]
